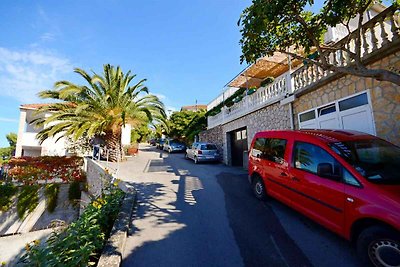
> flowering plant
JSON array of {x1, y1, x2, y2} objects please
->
[{"x1": 7, "y1": 156, "x2": 85, "y2": 184}]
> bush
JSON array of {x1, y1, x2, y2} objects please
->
[
  {"x1": 68, "y1": 181, "x2": 81, "y2": 207},
  {"x1": 21, "y1": 186, "x2": 125, "y2": 266},
  {"x1": 0, "y1": 183, "x2": 18, "y2": 211},
  {"x1": 7, "y1": 156, "x2": 85, "y2": 184},
  {"x1": 17, "y1": 185, "x2": 40, "y2": 219},
  {"x1": 45, "y1": 184, "x2": 60, "y2": 213}
]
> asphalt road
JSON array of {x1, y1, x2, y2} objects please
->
[{"x1": 121, "y1": 144, "x2": 361, "y2": 267}]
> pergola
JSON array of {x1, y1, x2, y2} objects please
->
[{"x1": 227, "y1": 52, "x2": 302, "y2": 88}]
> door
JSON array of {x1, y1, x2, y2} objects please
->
[
  {"x1": 230, "y1": 128, "x2": 247, "y2": 166},
  {"x1": 289, "y1": 141, "x2": 346, "y2": 235},
  {"x1": 258, "y1": 137, "x2": 293, "y2": 205},
  {"x1": 299, "y1": 91, "x2": 375, "y2": 135}
]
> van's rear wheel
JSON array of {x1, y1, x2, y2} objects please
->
[
  {"x1": 357, "y1": 226, "x2": 400, "y2": 267},
  {"x1": 252, "y1": 176, "x2": 267, "y2": 200}
]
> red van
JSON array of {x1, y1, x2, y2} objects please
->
[{"x1": 248, "y1": 130, "x2": 400, "y2": 267}]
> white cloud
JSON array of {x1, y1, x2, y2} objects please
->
[
  {"x1": 0, "y1": 47, "x2": 72, "y2": 103},
  {"x1": 153, "y1": 93, "x2": 167, "y2": 100},
  {"x1": 0, "y1": 117, "x2": 18, "y2": 123}
]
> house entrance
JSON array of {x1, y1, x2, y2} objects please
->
[{"x1": 230, "y1": 128, "x2": 248, "y2": 167}]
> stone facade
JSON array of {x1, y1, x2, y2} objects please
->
[
  {"x1": 201, "y1": 102, "x2": 291, "y2": 165},
  {"x1": 199, "y1": 125, "x2": 223, "y2": 153},
  {"x1": 293, "y1": 51, "x2": 400, "y2": 146}
]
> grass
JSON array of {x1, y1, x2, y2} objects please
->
[
  {"x1": 0, "y1": 183, "x2": 18, "y2": 212},
  {"x1": 17, "y1": 185, "x2": 40, "y2": 219},
  {"x1": 68, "y1": 180, "x2": 81, "y2": 207},
  {"x1": 44, "y1": 183, "x2": 60, "y2": 213}
]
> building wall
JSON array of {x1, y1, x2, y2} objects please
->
[
  {"x1": 293, "y1": 51, "x2": 400, "y2": 146},
  {"x1": 201, "y1": 102, "x2": 291, "y2": 165}
]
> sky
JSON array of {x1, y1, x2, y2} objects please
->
[{"x1": 0, "y1": 0, "x2": 331, "y2": 148}]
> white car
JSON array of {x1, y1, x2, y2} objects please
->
[{"x1": 185, "y1": 142, "x2": 221, "y2": 164}]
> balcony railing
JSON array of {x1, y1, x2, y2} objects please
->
[
  {"x1": 207, "y1": 5, "x2": 399, "y2": 129},
  {"x1": 292, "y1": 5, "x2": 399, "y2": 92},
  {"x1": 207, "y1": 73, "x2": 291, "y2": 128}
]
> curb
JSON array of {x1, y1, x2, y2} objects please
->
[{"x1": 97, "y1": 185, "x2": 137, "y2": 267}]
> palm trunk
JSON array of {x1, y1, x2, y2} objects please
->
[{"x1": 104, "y1": 131, "x2": 123, "y2": 162}]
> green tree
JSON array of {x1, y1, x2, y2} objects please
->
[
  {"x1": 0, "y1": 132, "x2": 17, "y2": 161},
  {"x1": 238, "y1": 0, "x2": 400, "y2": 85},
  {"x1": 167, "y1": 110, "x2": 198, "y2": 140},
  {"x1": 33, "y1": 64, "x2": 166, "y2": 161},
  {"x1": 185, "y1": 110, "x2": 207, "y2": 143}
]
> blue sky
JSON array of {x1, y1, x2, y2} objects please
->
[
  {"x1": 0, "y1": 0, "x2": 331, "y2": 148},
  {"x1": 0, "y1": 0, "x2": 254, "y2": 147}
]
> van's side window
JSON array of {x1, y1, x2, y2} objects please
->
[
  {"x1": 252, "y1": 138, "x2": 287, "y2": 164},
  {"x1": 251, "y1": 138, "x2": 266, "y2": 158},
  {"x1": 294, "y1": 142, "x2": 342, "y2": 179}
]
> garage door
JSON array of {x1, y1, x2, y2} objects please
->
[
  {"x1": 298, "y1": 91, "x2": 376, "y2": 135},
  {"x1": 230, "y1": 128, "x2": 247, "y2": 167}
]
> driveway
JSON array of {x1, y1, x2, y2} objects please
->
[{"x1": 118, "y1": 144, "x2": 361, "y2": 267}]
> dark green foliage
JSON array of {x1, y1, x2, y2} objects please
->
[
  {"x1": 17, "y1": 185, "x2": 40, "y2": 219},
  {"x1": 260, "y1": 77, "x2": 274, "y2": 87},
  {"x1": 68, "y1": 181, "x2": 81, "y2": 206},
  {"x1": 184, "y1": 111, "x2": 207, "y2": 143},
  {"x1": 21, "y1": 187, "x2": 125, "y2": 266},
  {"x1": 45, "y1": 184, "x2": 60, "y2": 213},
  {"x1": 238, "y1": 0, "x2": 400, "y2": 85},
  {"x1": 0, "y1": 183, "x2": 18, "y2": 211},
  {"x1": 0, "y1": 132, "x2": 17, "y2": 161},
  {"x1": 206, "y1": 87, "x2": 247, "y2": 116}
]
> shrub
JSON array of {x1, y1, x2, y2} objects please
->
[
  {"x1": 17, "y1": 185, "x2": 40, "y2": 219},
  {"x1": 21, "y1": 186, "x2": 125, "y2": 266},
  {"x1": 0, "y1": 183, "x2": 18, "y2": 211},
  {"x1": 68, "y1": 181, "x2": 81, "y2": 207},
  {"x1": 44, "y1": 184, "x2": 60, "y2": 213},
  {"x1": 7, "y1": 156, "x2": 85, "y2": 184}
]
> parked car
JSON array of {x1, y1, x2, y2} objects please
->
[
  {"x1": 156, "y1": 139, "x2": 166, "y2": 149},
  {"x1": 164, "y1": 139, "x2": 186, "y2": 153},
  {"x1": 186, "y1": 142, "x2": 221, "y2": 164},
  {"x1": 248, "y1": 129, "x2": 400, "y2": 267}
]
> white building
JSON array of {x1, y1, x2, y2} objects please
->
[{"x1": 15, "y1": 104, "x2": 132, "y2": 157}]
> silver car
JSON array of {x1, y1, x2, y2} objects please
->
[{"x1": 185, "y1": 142, "x2": 221, "y2": 164}]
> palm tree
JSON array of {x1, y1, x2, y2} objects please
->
[{"x1": 33, "y1": 64, "x2": 166, "y2": 162}]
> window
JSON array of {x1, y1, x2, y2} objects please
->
[
  {"x1": 294, "y1": 142, "x2": 342, "y2": 180},
  {"x1": 251, "y1": 138, "x2": 266, "y2": 158},
  {"x1": 200, "y1": 144, "x2": 217, "y2": 150},
  {"x1": 339, "y1": 93, "x2": 368, "y2": 111},
  {"x1": 252, "y1": 138, "x2": 287, "y2": 164},
  {"x1": 236, "y1": 131, "x2": 241, "y2": 140},
  {"x1": 319, "y1": 104, "x2": 336, "y2": 116},
  {"x1": 299, "y1": 110, "x2": 316, "y2": 122},
  {"x1": 241, "y1": 130, "x2": 247, "y2": 139}
]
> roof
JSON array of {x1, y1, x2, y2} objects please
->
[{"x1": 20, "y1": 103, "x2": 52, "y2": 110}]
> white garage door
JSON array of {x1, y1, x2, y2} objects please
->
[{"x1": 299, "y1": 91, "x2": 376, "y2": 135}]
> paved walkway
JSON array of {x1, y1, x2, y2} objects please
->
[{"x1": 102, "y1": 144, "x2": 360, "y2": 267}]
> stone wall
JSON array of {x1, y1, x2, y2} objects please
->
[
  {"x1": 199, "y1": 125, "x2": 223, "y2": 152},
  {"x1": 203, "y1": 102, "x2": 291, "y2": 165},
  {"x1": 293, "y1": 51, "x2": 400, "y2": 146},
  {"x1": 221, "y1": 102, "x2": 291, "y2": 164},
  {"x1": 84, "y1": 158, "x2": 113, "y2": 197}
]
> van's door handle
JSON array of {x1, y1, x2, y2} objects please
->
[
  {"x1": 292, "y1": 177, "x2": 300, "y2": 182},
  {"x1": 280, "y1": 172, "x2": 287, "y2": 177}
]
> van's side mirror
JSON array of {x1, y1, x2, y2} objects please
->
[{"x1": 317, "y1": 163, "x2": 333, "y2": 178}]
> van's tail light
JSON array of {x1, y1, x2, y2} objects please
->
[{"x1": 197, "y1": 150, "x2": 203, "y2": 154}]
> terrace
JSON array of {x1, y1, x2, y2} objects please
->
[{"x1": 207, "y1": 5, "x2": 399, "y2": 129}]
